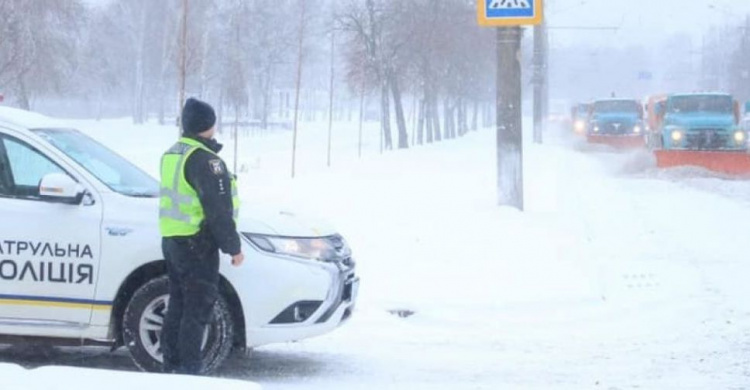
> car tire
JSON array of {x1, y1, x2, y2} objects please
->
[{"x1": 122, "y1": 275, "x2": 235, "y2": 374}]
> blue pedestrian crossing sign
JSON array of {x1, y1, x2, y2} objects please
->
[{"x1": 478, "y1": 0, "x2": 543, "y2": 27}]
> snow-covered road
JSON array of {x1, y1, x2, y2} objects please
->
[{"x1": 2, "y1": 120, "x2": 749, "y2": 389}]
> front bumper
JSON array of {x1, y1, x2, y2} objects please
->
[
  {"x1": 586, "y1": 133, "x2": 645, "y2": 148},
  {"x1": 233, "y1": 241, "x2": 358, "y2": 348}
]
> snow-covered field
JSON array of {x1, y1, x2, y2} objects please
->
[{"x1": 2, "y1": 116, "x2": 750, "y2": 389}]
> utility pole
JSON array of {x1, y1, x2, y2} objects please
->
[
  {"x1": 496, "y1": 27, "x2": 524, "y2": 210},
  {"x1": 291, "y1": 0, "x2": 307, "y2": 178},
  {"x1": 177, "y1": 0, "x2": 188, "y2": 137},
  {"x1": 479, "y1": 0, "x2": 542, "y2": 210}
]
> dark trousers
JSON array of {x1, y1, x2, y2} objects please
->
[{"x1": 161, "y1": 233, "x2": 220, "y2": 375}]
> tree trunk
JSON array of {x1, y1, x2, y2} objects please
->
[
  {"x1": 262, "y1": 66, "x2": 273, "y2": 130},
  {"x1": 459, "y1": 99, "x2": 468, "y2": 136},
  {"x1": 199, "y1": 24, "x2": 210, "y2": 99},
  {"x1": 417, "y1": 98, "x2": 425, "y2": 145},
  {"x1": 425, "y1": 93, "x2": 433, "y2": 143},
  {"x1": 358, "y1": 67, "x2": 365, "y2": 158},
  {"x1": 444, "y1": 97, "x2": 454, "y2": 140},
  {"x1": 389, "y1": 71, "x2": 409, "y2": 149},
  {"x1": 456, "y1": 99, "x2": 463, "y2": 137},
  {"x1": 217, "y1": 88, "x2": 224, "y2": 135},
  {"x1": 133, "y1": 6, "x2": 148, "y2": 124},
  {"x1": 472, "y1": 100, "x2": 479, "y2": 131},
  {"x1": 16, "y1": 76, "x2": 30, "y2": 110},
  {"x1": 380, "y1": 80, "x2": 393, "y2": 150},
  {"x1": 327, "y1": 30, "x2": 335, "y2": 166},
  {"x1": 432, "y1": 91, "x2": 442, "y2": 142},
  {"x1": 411, "y1": 95, "x2": 418, "y2": 146}
]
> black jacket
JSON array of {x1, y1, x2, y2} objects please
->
[{"x1": 182, "y1": 136, "x2": 241, "y2": 256}]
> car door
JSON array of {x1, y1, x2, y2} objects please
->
[{"x1": 0, "y1": 130, "x2": 103, "y2": 328}]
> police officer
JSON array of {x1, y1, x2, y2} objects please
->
[{"x1": 159, "y1": 97, "x2": 244, "y2": 375}]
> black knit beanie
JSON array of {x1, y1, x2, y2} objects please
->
[{"x1": 181, "y1": 97, "x2": 216, "y2": 136}]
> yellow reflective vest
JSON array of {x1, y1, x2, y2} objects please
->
[{"x1": 159, "y1": 137, "x2": 239, "y2": 237}]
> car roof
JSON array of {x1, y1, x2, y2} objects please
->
[
  {"x1": 670, "y1": 92, "x2": 731, "y2": 98},
  {"x1": 593, "y1": 98, "x2": 639, "y2": 103},
  {"x1": 0, "y1": 106, "x2": 66, "y2": 130}
]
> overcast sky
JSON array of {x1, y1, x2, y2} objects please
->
[
  {"x1": 82, "y1": 0, "x2": 750, "y2": 49},
  {"x1": 547, "y1": 0, "x2": 750, "y2": 48}
]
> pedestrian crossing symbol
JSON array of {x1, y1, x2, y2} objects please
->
[{"x1": 478, "y1": 0, "x2": 543, "y2": 27}]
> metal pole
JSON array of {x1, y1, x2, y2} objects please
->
[{"x1": 496, "y1": 27, "x2": 524, "y2": 210}]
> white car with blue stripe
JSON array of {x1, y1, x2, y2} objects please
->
[{"x1": 0, "y1": 107, "x2": 358, "y2": 373}]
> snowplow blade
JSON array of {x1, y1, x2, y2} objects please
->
[
  {"x1": 655, "y1": 150, "x2": 750, "y2": 175},
  {"x1": 586, "y1": 135, "x2": 645, "y2": 149}
]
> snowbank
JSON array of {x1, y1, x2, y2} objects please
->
[
  {"x1": 2, "y1": 363, "x2": 260, "y2": 390},
  {"x1": 6, "y1": 116, "x2": 747, "y2": 388}
]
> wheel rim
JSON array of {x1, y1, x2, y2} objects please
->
[{"x1": 138, "y1": 294, "x2": 212, "y2": 363}]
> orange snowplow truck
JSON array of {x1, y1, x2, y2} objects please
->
[{"x1": 651, "y1": 93, "x2": 750, "y2": 175}]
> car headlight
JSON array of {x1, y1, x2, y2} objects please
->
[
  {"x1": 671, "y1": 129, "x2": 684, "y2": 142},
  {"x1": 243, "y1": 233, "x2": 351, "y2": 262},
  {"x1": 734, "y1": 131, "x2": 746, "y2": 143},
  {"x1": 574, "y1": 120, "x2": 586, "y2": 133}
]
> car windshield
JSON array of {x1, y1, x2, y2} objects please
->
[
  {"x1": 32, "y1": 128, "x2": 159, "y2": 197},
  {"x1": 669, "y1": 95, "x2": 733, "y2": 114},
  {"x1": 593, "y1": 101, "x2": 640, "y2": 114}
]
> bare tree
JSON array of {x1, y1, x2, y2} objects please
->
[
  {"x1": 339, "y1": 0, "x2": 414, "y2": 150},
  {"x1": 0, "y1": 0, "x2": 84, "y2": 109}
]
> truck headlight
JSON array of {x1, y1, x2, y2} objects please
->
[
  {"x1": 633, "y1": 125, "x2": 642, "y2": 134},
  {"x1": 734, "y1": 131, "x2": 746, "y2": 143},
  {"x1": 574, "y1": 120, "x2": 586, "y2": 133},
  {"x1": 671, "y1": 130, "x2": 684, "y2": 142},
  {"x1": 593, "y1": 125, "x2": 600, "y2": 133},
  {"x1": 243, "y1": 233, "x2": 351, "y2": 262}
]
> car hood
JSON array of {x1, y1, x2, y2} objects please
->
[
  {"x1": 592, "y1": 113, "x2": 640, "y2": 124},
  {"x1": 237, "y1": 206, "x2": 338, "y2": 238},
  {"x1": 665, "y1": 113, "x2": 735, "y2": 129}
]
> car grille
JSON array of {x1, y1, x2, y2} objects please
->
[
  {"x1": 685, "y1": 129, "x2": 729, "y2": 149},
  {"x1": 598, "y1": 122, "x2": 632, "y2": 135}
]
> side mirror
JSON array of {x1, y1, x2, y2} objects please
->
[
  {"x1": 39, "y1": 173, "x2": 83, "y2": 205},
  {"x1": 745, "y1": 101, "x2": 750, "y2": 115}
]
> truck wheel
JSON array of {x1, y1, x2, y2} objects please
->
[{"x1": 122, "y1": 275, "x2": 235, "y2": 374}]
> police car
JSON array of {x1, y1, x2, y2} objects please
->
[{"x1": 0, "y1": 107, "x2": 358, "y2": 373}]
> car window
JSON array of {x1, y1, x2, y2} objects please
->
[
  {"x1": 33, "y1": 129, "x2": 159, "y2": 198},
  {"x1": 0, "y1": 135, "x2": 68, "y2": 199}
]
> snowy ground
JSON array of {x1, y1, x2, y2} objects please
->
[{"x1": 2, "y1": 116, "x2": 750, "y2": 389}]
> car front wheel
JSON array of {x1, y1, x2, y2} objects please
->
[{"x1": 122, "y1": 275, "x2": 235, "y2": 374}]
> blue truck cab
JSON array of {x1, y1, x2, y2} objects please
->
[
  {"x1": 588, "y1": 99, "x2": 645, "y2": 137},
  {"x1": 659, "y1": 93, "x2": 747, "y2": 151}
]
